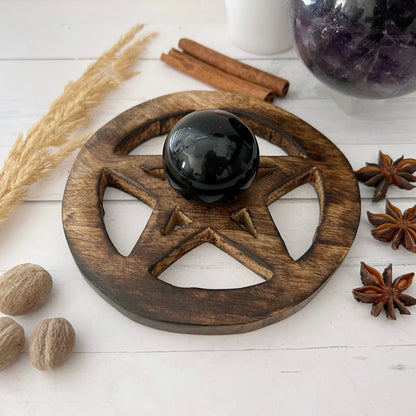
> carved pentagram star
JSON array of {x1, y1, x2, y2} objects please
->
[
  {"x1": 103, "y1": 153, "x2": 316, "y2": 280},
  {"x1": 62, "y1": 91, "x2": 361, "y2": 333}
]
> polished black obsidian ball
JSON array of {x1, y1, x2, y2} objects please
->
[{"x1": 163, "y1": 109, "x2": 259, "y2": 204}]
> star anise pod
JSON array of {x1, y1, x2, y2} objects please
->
[
  {"x1": 353, "y1": 262, "x2": 416, "y2": 320},
  {"x1": 367, "y1": 200, "x2": 416, "y2": 253},
  {"x1": 355, "y1": 151, "x2": 416, "y2": 202}
]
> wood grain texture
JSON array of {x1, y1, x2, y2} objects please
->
[{"x1": 62, "y1": 90, "x2": 361, "y2": 334}]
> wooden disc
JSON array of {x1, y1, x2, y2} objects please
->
[{"x1": 62, "y1": 91, "x2": 360, "y2": 334}]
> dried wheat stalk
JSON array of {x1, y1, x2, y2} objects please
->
[{"x1": 0, "y1": 24, "x2": 156, "y2": 224}]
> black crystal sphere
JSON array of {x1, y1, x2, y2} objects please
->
[{"x1": 163, "y1": 109, "x2": 259, "y2": 204}]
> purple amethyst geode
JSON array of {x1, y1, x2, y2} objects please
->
[{"x1": 291, "y1": 0, "x2": 416, "y2": 99}]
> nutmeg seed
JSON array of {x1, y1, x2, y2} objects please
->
[
  {"x1": 29, "y1": 317, "x2": 75, "y2": 371},
  {"x1": 0, "y1": 263, "x2": 53, "y2": 315},
  {"x1": 0, "y1": 317, "x2": 25, "y2": 371}
]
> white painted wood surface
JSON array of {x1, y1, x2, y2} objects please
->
[{"x1": 1, "y1": 1, "x2": 415, "y2": 414}]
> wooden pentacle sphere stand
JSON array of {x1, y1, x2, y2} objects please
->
[{"x1": 62, "y1": 91, "x2": 361, "y2": 334}]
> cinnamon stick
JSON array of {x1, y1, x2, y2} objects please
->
[
  {"x1": 161, "y1": 48, "x2": 275, "y2": 102},
  {"x1": 178, "y1": 38, "x2": 289, "y2": 97}
]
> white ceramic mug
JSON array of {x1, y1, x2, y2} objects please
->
[{"x1": 225, "y1": 0, "x2": 292, "y2": 55}]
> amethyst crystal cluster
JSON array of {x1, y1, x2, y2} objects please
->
[{"x1": 291, "y1": 0, "x2": 416, "y2": 98}]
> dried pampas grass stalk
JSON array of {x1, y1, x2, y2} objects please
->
[{"x1": 0, "y1": 24, "x2": 156, "y2": 224}]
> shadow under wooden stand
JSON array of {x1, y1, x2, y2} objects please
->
[{"x1": 62, "y1": 91, "x2": 361, "y2": 334}]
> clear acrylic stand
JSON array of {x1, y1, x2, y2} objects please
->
[{"x1": 329, "y1": 88, "x2": 386, "y2": 116}]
